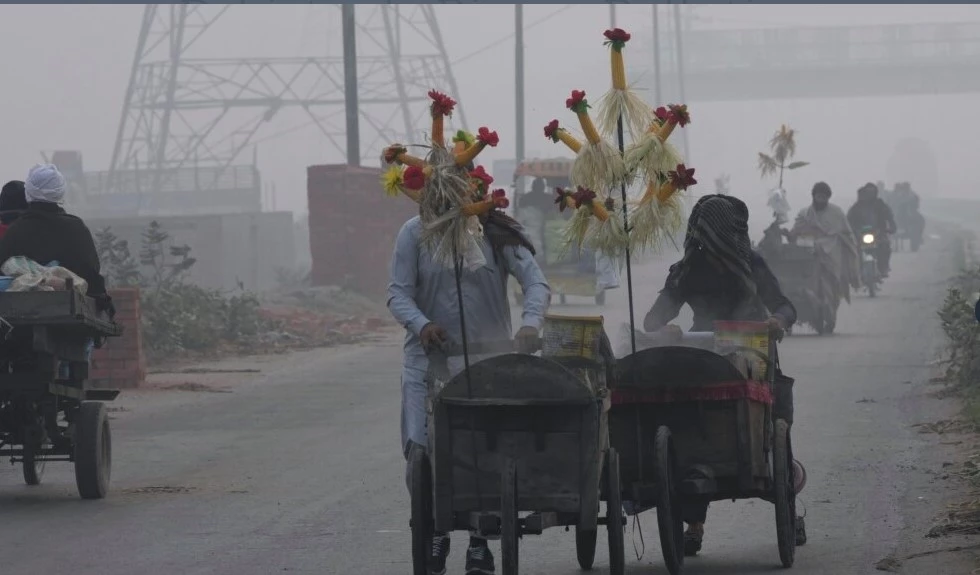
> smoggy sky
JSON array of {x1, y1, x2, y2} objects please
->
[{"x1": 0, "y1": 3, "x2": 977, "y2": 222}]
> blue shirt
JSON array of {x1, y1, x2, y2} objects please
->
[{"x1": 387, "y1": 216, "x2": 551, "y2": 369}]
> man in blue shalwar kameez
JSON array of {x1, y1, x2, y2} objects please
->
[{"x1": 387, "y1": 208, "x2": 550, "y2": 575}]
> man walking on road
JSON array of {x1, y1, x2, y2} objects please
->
[{"x1": 387, "y1": 208, "x2": 550, "y2": 575}]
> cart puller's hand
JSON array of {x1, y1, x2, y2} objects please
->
[
  {"x1": 420, "y1": 322, "x2": 449, "y2": 353},
  {"x1": 514, "y1": 326, "x2": 541, "y2": 354},
  {"x1": 767, "y1": 316, "x2": 786, "y2": 343}
]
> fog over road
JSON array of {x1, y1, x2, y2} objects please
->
[{"x1": 0, "y1": 230, "x2": 974, "y2": 574}]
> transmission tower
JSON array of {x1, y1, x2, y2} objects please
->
[{"x1": 103, "y1": 4, "x2": 466, "y2": 211}]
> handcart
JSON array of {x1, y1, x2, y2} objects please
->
[
  {"x1": 0, "y1": 281, "x2": 123, "y2": 499},
  {"x1": 409, "y1": 315, "x2": 625, "y2": 575},
  {"x1": 611, "y1": 322, "x2": 800, "y2": 571}
]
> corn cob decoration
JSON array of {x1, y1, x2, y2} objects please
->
[
  {"x1": 566, "y1": 89, "x2": 627, "y2": 195},
  {"x1": 544, "y1": 120, "x2": 583, "y2": 154},
  {"x1": 429, "y1": 90, "x2": 456, "y2": 148},
  {"x1": 554, "y1": 186, "x2": 628, "y2": 261},
  {"x1": 596, "y1": 28, "x2": 654, "y2": 142},
  {"x1": 624, "y1": 105, "x2": 688, "y2": 181},
  {"x1": 379, "y1": 88, "x2": 507, "y2": 269},
  {"x1": 629, "y1": 164, "x2": 697, "y2": 251}
]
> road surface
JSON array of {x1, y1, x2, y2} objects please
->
[{"x1": 0, "y1": 232, "x2": 975, "y2": 574}]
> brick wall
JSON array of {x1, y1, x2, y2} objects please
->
[
  {"x1": 308, "y1": 164, "x2": 418, "y2": 297},
  {"x1": 90, "y1": 288, "x2": 146, "y2": 389}
]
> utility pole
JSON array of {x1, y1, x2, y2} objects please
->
[
  {"x1": 652, "y1": 5, "x2": 662, "y2": 104},
  {"x1": 609, "y1": 3, "x2": 616, "y2": 27},
  {"x1": 673, "y1": 4, "x2": 690, "y2": 163},
  {"x1": 342, "y1": 4, "x2": 360, "y2": 166},
  {"x1": 515, "y1": 4, "x2": 525, "y2": 197}
]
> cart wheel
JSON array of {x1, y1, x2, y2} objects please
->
[
  {"x1": 409, "y1": 447, "x2": 433, "y2": 575},
  {"x1": 575, "y1": 526, "x2": 597, "y2": 570},
  {"x1": 654, "y1": 426, "x2": 684, "y2": 575},
  {"x1": 23, "y1": 440, "x2": 46, "y2": 486},
  {"x1": 74, "y1": 401, "x2": 111, "y2": 500},
  {"x1": 773, "y1": 419, "x2": 796, "y2": 568},
  {"x1": 594, "y1": 291, "x2": 606, "y2": 306},
  {"x1": 501, "y1": 458, "x2": 519, "y2": 575},
  {"x1": 606, "y1": 448, "x2": 625, "y2": 575}
]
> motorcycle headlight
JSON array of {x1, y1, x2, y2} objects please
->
[{"x1": 862, "y1": 233, "x2": 875, "y2": 244}]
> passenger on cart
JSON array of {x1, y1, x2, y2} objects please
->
[
  {"x1": 0, "y1": 180, "x2": 27, "y2": 239},
  {"x1": 642, "y1": 194, "x2": 805, "y2": 556},
  {"x1": 387, "y1": 193, "x2": 550, "y2": 575}
]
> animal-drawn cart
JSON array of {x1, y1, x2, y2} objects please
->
[
  {"x1": 409, "y1": 315, "x2": 626, "y2": 575},
  {"x1": 0, "y1": 282, "x2": 122, "y2": 498},
  {"x1": 611, "y1": 322, "x2": 802, "y2": 571}
]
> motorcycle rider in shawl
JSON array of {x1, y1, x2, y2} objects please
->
[
  {"x1": 643, "y1": 194, "x2": 805, "y2": 556},
  {"x1": 388, "y1": 196, "x2": 550, "y2": 574}
]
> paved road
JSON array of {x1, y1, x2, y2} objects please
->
[{"x1": 0, "y1": 234, "x2": 974, "y2": 574}]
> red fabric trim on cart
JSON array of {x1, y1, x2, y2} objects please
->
[{"x1": 611, "y1": 380, "x2": 774, "y2": 406}]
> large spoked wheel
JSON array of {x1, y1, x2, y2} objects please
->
[
  {"x1": 501, "y1": 458, "x2": 519, "y2": 575},
  {"x1": 409, "y1": 447, "x2": 434, "y2": 575},
  {"x1": 773, "y1": 419, "x2": 796, "y2": 568},
  {"x1": 655, "y1": 426, "x2": 684, "y2": 575},
  {"x1": 575, "y1": 524, "x2": 597, "y2": 570},
  {"x1": 606, "y1": 448, "x2": 625, "y2": 575},
  {"x1": 74, "y1": 401, "x2": 111, "y2": 500}
]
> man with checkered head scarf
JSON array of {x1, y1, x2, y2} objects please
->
[{"x1": 643, "y1": 194, "x2": 804, "y2": 555}]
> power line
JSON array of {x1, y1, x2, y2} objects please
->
[{"x1": 451, "y1": 5, "x2": 577, "y2": 66}]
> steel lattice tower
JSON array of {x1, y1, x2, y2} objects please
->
[{"x1": 104, "y1": 3, "x2": 466, "y2": 203}]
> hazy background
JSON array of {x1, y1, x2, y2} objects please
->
[{"x1": 0, "y1": 3, "x2": 976, "y2": 233}]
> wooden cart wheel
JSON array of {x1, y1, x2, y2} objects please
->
[
  {"x1": 773, "y1": 419, "x2": 796, "y2": 568},
  {"x1": 575, "y1": 525, "x2": 597, "y2": 570},
  {"x1": 605, "y1": 448, "x2": 625, "y2": 575},
  {"x1": 654, "y1": 426, "x2": 684, "y2": 575},
  {"x1": 23, "y1": 440, "x2": 46, "y2": 486},
  {"x1": 74, "y1": 401, "x2": 111, "y2": 500},
  {"x1": 501, "y1": 458, "x2": 519, "y2": 575},
  {"x1": 409, "y1": 447, "x2": 434, "y2": 575}
]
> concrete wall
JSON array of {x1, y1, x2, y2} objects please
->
[{"x1": 88, "y1": 211, "x2": 296, "y2": 293}]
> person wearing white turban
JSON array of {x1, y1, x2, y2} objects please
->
[{"x1": 0, "y1": 164, "x2": 113, "y2": 318}]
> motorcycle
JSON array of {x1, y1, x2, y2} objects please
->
[{"x1": 859, "y1": 225, "x2": 881, "y2": 297}]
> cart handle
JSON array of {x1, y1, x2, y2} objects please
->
[{"x1": 428, "y1": 337, "x2": 542, "y2": 358}]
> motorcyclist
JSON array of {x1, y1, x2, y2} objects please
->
[{"x1": 846, "y1": 183, "x2": 896, "y2": 278}]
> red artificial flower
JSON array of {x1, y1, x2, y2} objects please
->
[
  {"x1": 384, "y1": 145, "x2": 407, "y2": 164},
  {"x1": 572, "y1": 186, "x2": 597, "y2": 208},
  {"x1": 603, "y1": 28, "x2": 632, "y2": 50},
  {"x1": 403, "y1": 166, "x2": 426, "y2": 191},
  {"x1": 428, "y1": 90, "x2": 456, "y2": 117},
  {"x1": 668, "y1": 104, "x2": 691, "y2": 127},
  {"x1": 544, "y1": 119, "x2": 560, "y2": 142},
  {"x1": 554, "y1": 187, "x2": 571, "y2": 212},
  {"x1": 566, "y1": 90, "x2": 588, "y2": 113},
  {"x1": 469, "y1": 165, "x2": 494, "y2": 191},
  {"x1": 477, "y1": 127, "x2": 499, "y2": 147},
  {"x1": 490, "y1": 188, "x2": 509, "y2": 209},
  {"x1": 668, "y1": 164, "x2": 697, "y2": 189},
  {"x1": 654, "y1": 107, "x2": 670, "y2": 125}
]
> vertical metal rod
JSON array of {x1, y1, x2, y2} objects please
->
[
  {"x1": 653, "y1": 5, "x2": 663, "y2": 104},
  {"x1": 515, "y1": 5, "x2": 526, "y2": 199},
  {"x1": 609, "y1": 3, "x2": 617, "y2": 28},
  {"x1": 673, "y1": 4, "x2": 690, "y2": 162},
  {"x1": 342, "y1": 4, "x2": 360, "y2": 166},
  {"x1": 616, "y1": 124, "x2": 637, "y2": 358}
]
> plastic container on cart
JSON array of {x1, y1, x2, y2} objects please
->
[{"x1": 713, "y1": 320, "x2": 770, "y2": 380}]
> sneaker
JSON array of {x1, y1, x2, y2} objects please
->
[
  {"x1": 464, "y1": 543, "x2": 496, "y2": 574},
  {"x1": 795, "y1": 515, "x2": 807, "y2": 547},
  {"x1": 428, "y1": 534, "x2": 450, "y2": 575},
  {"x1": 683, "y1": 525, "x2": 703, "y2": 557}
]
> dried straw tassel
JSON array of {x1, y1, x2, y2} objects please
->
[{"x1": 596, "y1": 28, "x2": 654, "y2": 141}]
